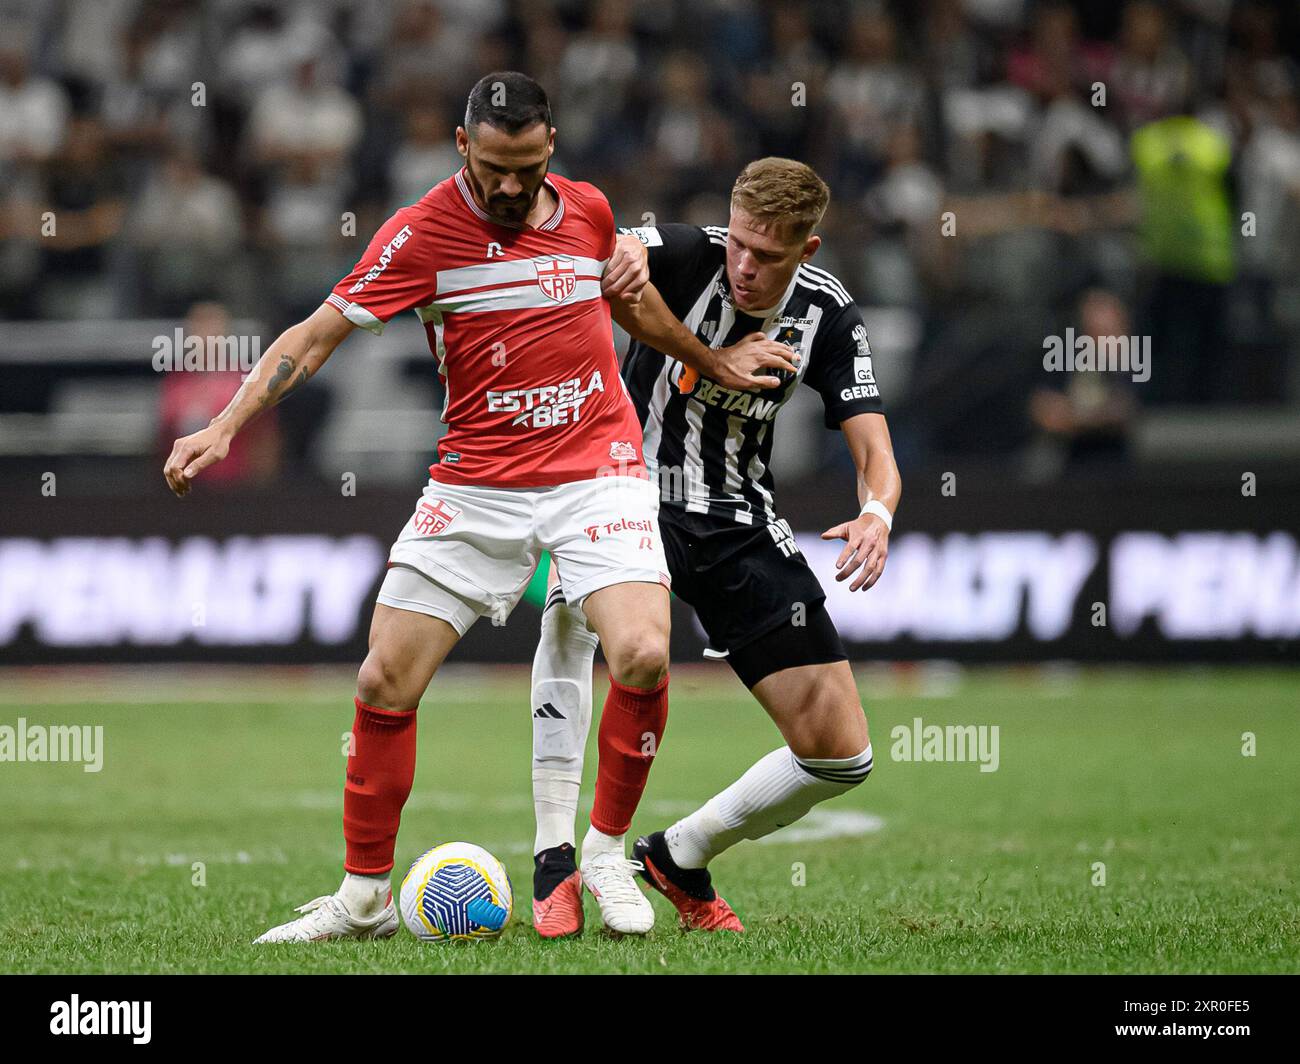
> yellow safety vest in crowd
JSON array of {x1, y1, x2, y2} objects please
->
[{"x1": 1131, "y1": 115, "x2": 1236, "y2": 285}]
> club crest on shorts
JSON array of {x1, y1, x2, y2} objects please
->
[
  {"x1": 413, "y1": 498, "x2": 462, "y2": 536},
  {"x1": 534, "y1": 257, "x2": 577, "y2": 302},
  {"x1": 609, "y1": 440, "x2": 638, "y2": 461}
]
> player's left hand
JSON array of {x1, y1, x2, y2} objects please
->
[
  {"x1": 821, "y1": 514, "x2": 889, "y2": 591},
  {"x1": 601, "y1": 233, "x2": 649, "y2": 304}
]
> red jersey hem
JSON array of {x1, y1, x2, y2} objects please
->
[{"x1": 426, "y1": 463, "x2": 649, "y2": 489}]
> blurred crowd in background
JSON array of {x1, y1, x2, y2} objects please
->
[{"x1": 1, "y1": 0, "x2": 1298, "y2": 490}]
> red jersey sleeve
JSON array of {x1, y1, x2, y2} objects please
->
[
  {"x1": 325, "y1": 209, "x2": 437, "y2": 334},
  {"x1": 562, "y1": 177, "x2": 616, "y2": 260},
  {"x1": 593, "y1": 188, "x2": 616, "y2": 260}
]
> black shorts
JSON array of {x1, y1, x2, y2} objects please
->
[{"x1": 658, "y1": 506, "x2": 848, "y2": 688}]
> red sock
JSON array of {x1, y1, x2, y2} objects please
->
[
  {"x1": 590, "y1": 674, "x2": 669, "y2": 836},
  {"x1": 343, "y1": 697, "x2": 417, "y2": 875}
]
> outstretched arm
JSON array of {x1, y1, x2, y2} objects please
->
[
  {"x1": 821, "y1": 413, "x2": 901, "y2": 592},
  {"x1": 163, "y1": 303, "x2": 355, "y2": 496}
]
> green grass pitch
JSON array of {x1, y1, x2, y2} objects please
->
[{"x1": 1, "y1": 665, "x2": 1297, "y2": 974}]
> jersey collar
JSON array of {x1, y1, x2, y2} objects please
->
[{"x1": 454, "y1": 167, "x2": 565, "y2": 232}]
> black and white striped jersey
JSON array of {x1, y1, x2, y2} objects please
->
[{"x1": 618, "y1": 223, "x2": 883, "y2": 525}]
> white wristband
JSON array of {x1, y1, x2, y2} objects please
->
[{"x1": 859, "y1": 499, "x2": 893, "y2": 530}]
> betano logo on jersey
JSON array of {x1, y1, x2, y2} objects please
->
[
  {"x1": 691, "y1": 378, "x2": 782, "y2": 420},
  {"x1": 486, "y1": 370, "x2": 605, "y2": 428},
  {"x1": 349, "y1": 225, "x2": 413, "y2": 294}
]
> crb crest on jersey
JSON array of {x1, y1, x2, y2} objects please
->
[
  {"x1": 534, "y1": 257, "x2": 578, "y2": 302},
  {"x1": 852, "y1": 324, "x2": 875, "y2": 384}
]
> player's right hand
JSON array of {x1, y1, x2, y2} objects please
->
[
  {"x1": 163, "y1": 423, "x2": 232, "y2": 497},
  {"x1": 709, "y1": 332, "x2": 800, "y2": 392},
  {"x1": 602, "y1": 233, "x2": 650, "y2": 305}
]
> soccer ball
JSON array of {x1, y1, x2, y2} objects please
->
[{"x1": 400, "y1": 842, "x2": 513, "y2": 942}]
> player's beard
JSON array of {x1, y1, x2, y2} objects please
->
[
  {"x1": 467, "y1": 156, "x2": 549, "y2": 227},
  {"x1": 489, "y1": 192, "x2": 533, "y2": 225}
]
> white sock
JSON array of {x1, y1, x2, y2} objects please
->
[
  {"x1": 531, "y1": 591, "x2": 598, "y2": 854},
  {"x1": 666, "y1": 744, "x2": 874, "y2": 869},
  {"x1": 581, "y1": 824, "x2": 626, "y2": 859},
  {"x1": 337, "y1": 871, "x2": 390, "y2": 918}
]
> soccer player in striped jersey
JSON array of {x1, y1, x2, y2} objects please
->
[{"x1": 530, "y1": 158, "x2": 901, "y2": 935}]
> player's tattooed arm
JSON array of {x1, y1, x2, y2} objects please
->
[
  {"x1": 262, "y1": 354, "x2": 311, "y2": 407},
  {"x1": 163, "y1": 304, "x2": 354, "y2": 497},
  {"x1": 609, "y1": 282, "x2": 798, "y2": 393},
  {"x1": 218, "y1": 306, "x2": 348, "y2": 422},
  {"x1": 821, "y1": 413, "x2": 901, "y2": 592}
]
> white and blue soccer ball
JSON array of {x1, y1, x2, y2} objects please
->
[{"x1": 400, "y1": 842, "x2": 513, "y2": 942}]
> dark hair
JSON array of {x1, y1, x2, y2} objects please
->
[{"x1": 464, "y1": 72, "x2": 552, "y2": 136}]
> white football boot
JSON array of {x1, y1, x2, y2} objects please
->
[
  {"x1": 580, "y1": 851, "x2": 655, "y2": 934},
  {"x1": 253, "y1": 894, "x2": 398, "y2": 944}
]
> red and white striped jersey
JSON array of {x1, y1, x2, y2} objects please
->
[{"x1": 326, "y1": 168, "x2": 645, "y2": 487}]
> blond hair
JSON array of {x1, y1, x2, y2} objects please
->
[{"x1": 730, "y1": 157, "x2": 830, "y2": 242}]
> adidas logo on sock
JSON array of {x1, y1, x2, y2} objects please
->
[{"x1": 533, "y1": 702, "x2": 565, "y2": 719}]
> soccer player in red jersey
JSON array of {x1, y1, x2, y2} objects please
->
[{"x1": 164, "y1": 72, "x2": 795, "y2": 939}]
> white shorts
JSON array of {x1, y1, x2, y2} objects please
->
[{"x1": 376, "y1": 475, "x2": 669, "y2": 635}]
